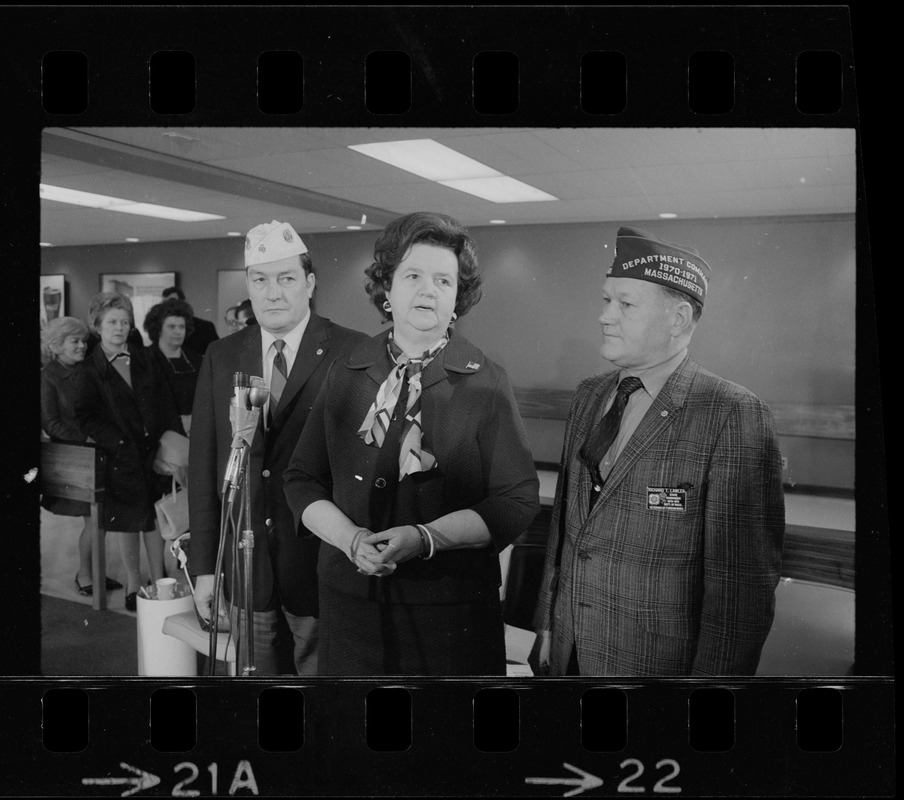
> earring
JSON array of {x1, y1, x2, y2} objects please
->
[
  {"x1": 383, "y1": 300, "x2": 392, "y2": 313},
  {"x1": 451, "y1": 312, "x2": 458, "y2": 322}
]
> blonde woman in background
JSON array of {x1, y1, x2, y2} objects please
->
[{"x1": 41, "y1": 316, "x2": 122, "y2": 597}]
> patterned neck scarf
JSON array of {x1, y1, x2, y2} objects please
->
[{"x1": 357, "y1": 332, "x2": 449, "y2": 478}]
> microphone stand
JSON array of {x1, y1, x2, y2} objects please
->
[
  {"x1": 232, "y1": 378, "x2": 267, "y2": 677},
  {"x1": 237, "y1": 447, "x2": 255, "y2": 676}
]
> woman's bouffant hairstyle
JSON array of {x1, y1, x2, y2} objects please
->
[
  {"x1": 87, "y1": 292, "x2": 134, "y2": 331},
  {"x1": 364, "y1": 211, "x2": 482, "y2": 323},
  {"x1": 143, "y1": 298, "x2": 196, "y2": 343},
  {"x1": 41, "y1": 316, "x2": 89, "y2": 364}
]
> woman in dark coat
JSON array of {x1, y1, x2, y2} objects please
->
[
  {"x1": 41, "y1": 316, "x2": 122, "y2": 596},
  {"x1": 283, "y1": 211, "x2": 540, "y2": 676},
  {"x1": 143, "y1": 298, "x2": 203, "y2": 434},
  {"x1": 75, "y1": 292, "x2": 184, "y2": 611}
]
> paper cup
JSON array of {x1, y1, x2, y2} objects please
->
[{"x1": 156, "y1": 577, "x2": 177, "y2": 601}]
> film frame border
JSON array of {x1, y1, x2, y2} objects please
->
[{"x1": 1, "y1": 4, "x2": 891, "y2": 797}]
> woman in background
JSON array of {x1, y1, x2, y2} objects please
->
[
  {"x1": 144, "y1": 298, "x2": 202, "y2": 434},
  {"x1": 284, "y1": 211, "x2": 540, "y2": 675},
  {"x1": 223, "y1": 305, "x2": 242, "y2": 334},
  {"x1": 76, "y1": 292, "x2": 184, "y2": 611},
  {"x1": 235, "y1": 299, "x2": 257, "y2": 327},
  {"x1": 41, "y1": 316, "x2": 122, "y2": 596}
]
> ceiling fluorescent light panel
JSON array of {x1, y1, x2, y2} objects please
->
[
  {"x1": 39, "y1": 184, "x2": 224, "y2": 222},
  {"x1": 348, "y1": 139, "x2": 558, "y2": 204},
  {"x1": 439, "y1": 176, "x2": 558, "y2": 204},
  {"x1": 348, "y1": 139, "x2": 499, "y2": 182}
]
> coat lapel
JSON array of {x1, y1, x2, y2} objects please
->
[
  {"x1": 348, "y1": 329, "x2": 484, "y2": 393},
  {"x1": 590, "y1": 356, "x2": 698, "y2": 511},
  {"x1": 271, "y1": 314, "x2": 329, "y2": 423},
  {"x1": 421, "y1": 331, "x2": 483, "y2": 390},
  {"x1": 236, "y1": 326, "x2": 266, "y2": 444},
  {"x1": 573, "y1": 372, "x2": 618, "y2": 525},
  {"x1": 240, "y1": 324, "x2": 264, "y2": 377}
]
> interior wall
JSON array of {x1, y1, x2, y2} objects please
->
[{"x1": 41, "y1": 213, "x2": 855, "y2": 490}]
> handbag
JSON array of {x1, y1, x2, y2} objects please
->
[
  {"x1": 153, "y1": 429, "x2": 190, "y2": 487},
  {"x1": 155, "y1": 476, "x2": 190, "y2": 541}
]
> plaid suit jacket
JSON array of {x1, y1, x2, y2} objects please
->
[{"x1": 533, "y1": 355, "x2": 784, "y2": 676}]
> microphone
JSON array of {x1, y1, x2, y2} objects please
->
[
  {"x1": 221, "y1": 373, "x2": 269, "y2": 496},
  {"x1": 221, "y1": 372, "x2": 250, "y2": 495},
  {"x1": 232, "y1": 370, "x2": 249, "y2": 419},
  {"x1": 248, "y1": 375, "x2": 269, "y2": 410}
]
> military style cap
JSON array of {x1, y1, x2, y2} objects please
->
[
  {"x1": 244, "y1": 220, "x2": 308, "y2": 267},
  {"x1": 608, "y1": 226, "x2": 711, "y2": 305}
]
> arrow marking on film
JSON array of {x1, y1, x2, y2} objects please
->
[
  {"x1": 525, "y1": 762, "x2": 604, "y2": 797},
  {"x1": 82, "y1": 762, "x2": 161, "y2": 797}
]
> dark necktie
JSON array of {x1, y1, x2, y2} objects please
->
[
  {"x1": 580, "y1": 376, "x2": 644, "y2": 506},
  {"x1": 269, "y1": 340, "x2": 287, "y2": 421}
]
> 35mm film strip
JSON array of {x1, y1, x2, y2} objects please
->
[
  {"x1": 1, "y1": 5, "x2": 890, "y2": 797},
  {"x1": 3, "y1": 680, "x2": 896, "y2": 796}
]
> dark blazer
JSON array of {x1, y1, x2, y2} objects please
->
[
  {"x1": 185, "y1": 317, "x2": 219, "y2": 356},
  {"x1": 76, "y1": 342, "x2": 184, "y2": 531},
  {"x1": 41, "y1": 360, "x2": 87, "y2": 443},
  {"x1": 149, "y1": 344, "x2": 203, "y2": 416},
  {"x1": 283, "y1": 330, "x2": 542, "y2": 606},
  {"x1": 41, "y1": 359, "x2": 90, "y2": 516},
  {"x1": 533, "y1": 356, "x2": 785, "y2": 677},
  {"x1": 188, "y1": 313, "x2": 368, "y2": 616}
]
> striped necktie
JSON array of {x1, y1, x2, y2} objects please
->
[
  {"x1": 269, "y1": 340, "x2": 287, "y2": 419},
  {"x1": 580, "y1": 376, "x2": 644, "y2": 506}
]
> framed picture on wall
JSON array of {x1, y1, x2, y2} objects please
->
[
  {"x1": 100, "y1": 271, "x2": 176, "y2": 345},
  {"x1": 217, "y1": 269, "x2": 247, "y2": 338},
  {"x1": 40, "y1": 274, "x2": 65, "y2": 326}
]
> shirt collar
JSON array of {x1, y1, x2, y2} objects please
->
[
  {"x1": 101, "y1": 344, "x2": 129, "y2": 362},
  {"x1": 619, "y1": 347, "x2": 688, "y2": 400},
  {"x1": 260, "y1": 310, "x2": 310, "y2": 356}
]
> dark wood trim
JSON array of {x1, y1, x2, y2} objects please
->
[
  {"x1": 514, "y1": 386, "x2": 855, "y2": 441},
  {"x1": 782, "y1": 484, "x2": 855, "y2": 500},
  {"x1": 40, "y1": 441, "x2": 108, "y2": 611},
  {"x1": 534, "y1": 466, "x2": 855, "y2": 502}
]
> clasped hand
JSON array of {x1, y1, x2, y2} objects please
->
[{"x1": 348, "y1": 526, "x2": 422, "y2": 576}]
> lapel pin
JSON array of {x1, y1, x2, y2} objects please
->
[
  {"x1": 316, "y1": 348, "x2": 324, "y2": 356},
  {"x1": 466, "y1": 361, "x2": 480, "y2": 370}
]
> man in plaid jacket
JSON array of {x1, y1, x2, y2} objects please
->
[{"x1": 529, "y1": 227, "x2": 784, "y2": 676}]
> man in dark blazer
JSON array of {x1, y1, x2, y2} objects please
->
[
  {"x1": 189, "y1": 220, "x2": 367, "y2": 675},
  {"x1": 162, "y1": 286, "x2": 219, "y2": 355},
  {"x1": 529, "y1": 227, "x2": 784, "y2": 677}
]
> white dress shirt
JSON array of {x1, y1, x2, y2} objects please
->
[
  {"x1": 259, "y1": 312, "x2": 310, "y2": 425},
  {"x1": 598, "y1": 347, "x2": 688, "y2": 481}
]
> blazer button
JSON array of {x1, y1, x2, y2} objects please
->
[
  {"x1": 374, "y1": 478, "x2": 387, "y2": 488},
  {"x1": 265, "y1": 518, "x2": 273, "y2": 527},
  {"x1": 262, "y1": 469, "x2": 270, "y2": 478}
]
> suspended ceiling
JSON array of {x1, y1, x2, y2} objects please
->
[{"x1": 40, "y1": 126, "x2": 856, "y2": 247}]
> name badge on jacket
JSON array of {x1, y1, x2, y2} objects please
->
[{"x1": 647, "y1": 487, "x2": 688, "y2": 511}]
